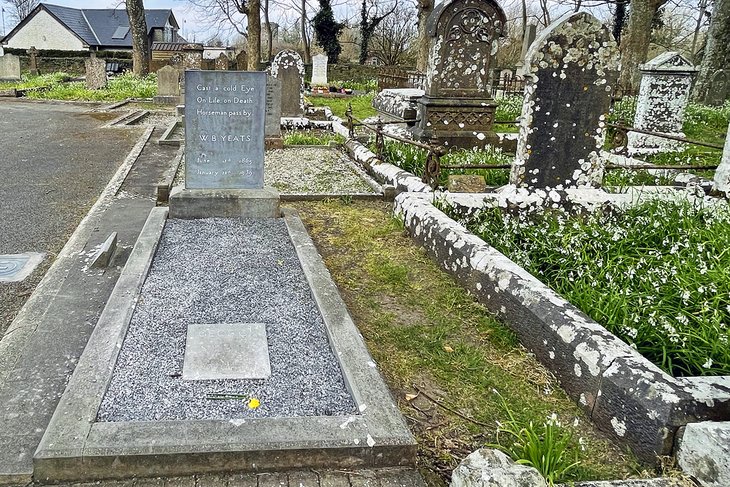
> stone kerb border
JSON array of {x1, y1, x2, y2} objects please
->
[
  {"x1": 34, "y1": 208, "x2": 415, "y2": 483},
  {"x1": 393, "y1": 192, "x2": 730, "y2": 463}
]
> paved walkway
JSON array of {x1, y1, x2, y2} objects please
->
[{"x1": 0, "y1": 102, "x2": 179, "y2": 484}]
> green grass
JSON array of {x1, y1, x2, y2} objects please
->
[
  {"x1": 294, "y1": 200, "x2": 643, "y2": 485},
  {"x1": 23, "y1": 71, "x2": 156, "y2": 101},
  {"x1": 307, "y1": 93, "x2": 376, "y2": 120},
  {"x1": 0, "y1": 72, "x2": 73, "y2": 90},
  {"x1": 283, "y1": 130, "x2": 344, "y2": 145},
  {"x1": 440, "y1": 199, "x2": 730, "y2": 377},
  {"x1": 376, "y1": 140, "x2": 511, "y2": 187}
]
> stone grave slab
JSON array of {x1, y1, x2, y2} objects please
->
[
  {"x1": 183, "y1": 323, "x2": 271, "y2": 380},
  {"x1": 0, "y1": 253, "x2": 45, "y2": 283}
]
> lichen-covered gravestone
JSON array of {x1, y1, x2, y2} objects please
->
[
  {"x1": 215, "y1": 53, "x2": 229, "y2": 71},
  {"x1": 236, "y1": 50, "x2": 248, "y2": 70},
  {"x1": 707, "y1": 69, "x2": 730, "y2": 106},
  {"x1": 311, "y1": 53, "x2": 328, "y2": 86},
  {"x1": 412, "y1": 0, "x2": 506, "y2": 149},
  {"x1": 509, "y1": 12, "x2": 620, "y2": 190},
  {"x1": 0, "y1": 53, "x2": 20, "y2": 81},
  {"x1": 85, "y1": 57, "x2": 108, "y2": 90},
  {"x1": 628, "y1": 52, "x2": 697, "y2": 154},
  {"x1": 271, "y1": 50, "x2": 305, "y2": 118},
  {"x1": 714, "y1": 120, "x2": 730, "y2": 197}
]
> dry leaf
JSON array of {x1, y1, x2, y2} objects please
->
[
  {"x1": 405, "y1": 393, "x2": 418, "y2": 402},
  {"x1": 443, "y1": 345, "x2": 454, "y2": 353}
]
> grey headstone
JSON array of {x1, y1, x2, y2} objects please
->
[
  {"x1": 509, "y1": 12, "x2": 620, "y2": 190},
  {"x1": 85, "y1": 57, "x2": 107, "y2": 90},
  {"x1": 182, "y1": 43, "x2": 204, "y2": 70},
  {"x1": 271, "y1": 50, "x2": 305, "y2": 117},
  {"x1": 236, "y1": 50, "x2": 248, "y2": 70},
  {"x1": 713, "y1": 120, "x2": 730, "y2": 196},
  {"x1": 182, "y1": 322, "x2": 272, "y2": 380},
  {"x1": 311, "y1": 53, "x2": 328, "y2": 86},
  {"x1": 185, "y1": 70, "x2": 267, "y2": 189},
  {"x1": 215, "y1": 52, "x2": 229, "y2": 70},
  {"x1": 450, "y1": 449, "x2": 547, "y2": 487},
  {"x1": 628, "y1": 52, "x2": 698, "y2": 154},
  {"x1": 413, "y1": 0, "x2": 506, "y2": 149},
  {"x1": 265, "y1": 75, "x2": 282, "y2": 137},
  {"x1": 27, "y1": 46, "x2": 39, "y2": 75},
  {"x1": 677, "y1": 421, "x2": 730, "y2": 487},
  {"x1": 0, "y1": 53, "x2": 21, "y2": 81},
  {"x1": 706, "y1": 69, "x2": 730, "y2": 106},
  {"x1": 157, "y1": 65, "x2": 180, "y2": 97}
]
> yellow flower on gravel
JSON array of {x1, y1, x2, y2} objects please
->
[{"x1": 248, "y1": 398, "x2": 260, "y2": 409}]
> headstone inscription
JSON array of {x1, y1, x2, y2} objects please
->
[
  {"x1": 412, "y1": 0, "x2": 506, "y2": 149},
  {"x1": 265, "y1": 75, "x2": 283, "y2": 150},
  {"x1": 27, "y1": 46, "x2": 40, "y2": 76},
  {"x1": 271, "y1": 50, "x2": 305, "y2": 118},
  {"x1": 509, "y1": 12, "x2": 620, "y2": 190},
  {"x1": 311, "y1": 53, "x2": 328, "y2": 86},
  {"x1": 185, "y1": 70, "x2": 267, "y2": 189},
  {"x1": 0, "y1": 53, "x2": 20, "y2": 81},
  {"x1": 85, "y1": 57, "x2": 108, "y2": 90},
  {"x1": 628, "y1": 52, "x2": 697, "y2": 154}
]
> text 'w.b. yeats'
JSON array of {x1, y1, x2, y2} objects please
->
[{"x1": 185, "y1": 71, "x2": 267, "y2": 189}]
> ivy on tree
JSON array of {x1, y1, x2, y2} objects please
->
[{"x1": 312, "y1": 0, "x2": 344, "y2": 64}]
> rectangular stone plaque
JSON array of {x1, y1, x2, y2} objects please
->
[
  {"x1": 265, "y1": 76, "x2": 282, "y2": 137},
  {"x1": 185, "y1": 70, "x2": 266, "y2": 189},
  {"x1": 183, "y1": 323, "x2": 271, "y2": 380},
  {"x1": 311, "y1": 54, "x2": 328, "y2": 86}
]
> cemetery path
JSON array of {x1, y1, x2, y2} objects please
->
[{"x1": 0, "y1": 100, "x2": 179, "y2": 484}]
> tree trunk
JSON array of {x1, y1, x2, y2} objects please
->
[
  {"x1": 301, "y1": 0, "x2": 311, "y2": 63},
  {"x1": 416, "y1": 0, "x2": 434, "y2": 72},
  {"x1": 690, "y1": 0, "x2": 709, "y2": 61},
  {"x1": 263, "y1": 0, "x2": 272, "y2": 62},
  {"x1": 247, "y1": 0, "x2": 261, "y2": 70},
  {"x1": 618, "y1": 0, "x2": 666, "y2": 90},
  {"x1": 126, "y1": 0, "x2": 150, "y2": 76},
  {"x1": 693, "y1": 0, "x2": 730, "y2": 101}
]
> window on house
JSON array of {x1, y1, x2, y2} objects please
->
[{"x1": 112, "y1": 26, "x2": 130, "y2": 39}]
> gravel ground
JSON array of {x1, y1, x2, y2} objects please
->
[
  {"x1": 97, "y1": 218, "x2": 357, "y2": 421},
  {"x1": 174, "y1": 147, "x2": 376, "y2": 194}
]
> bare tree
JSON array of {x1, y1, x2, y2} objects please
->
[
  {"x1": 126, "y1": 0, "x2": 150, "y2": 76},
  {"x1": 187, "y1": 0, "x2": 261, "y2": 70},
  {"x1": 1, "y1": 0, "x2": 39, "y2": 23},
  {"x1": 359, "y1": 0, "x2": 398, "y2": 64},
  {"x1": 370, "y1": 0, "x2": 416, "y2": 66},
  {"x1": 619, "y1": 0, "x2": 670, "y2": 89},
  {"x1": 263, "y1": 0, "x2": 273, "y2": 61}
]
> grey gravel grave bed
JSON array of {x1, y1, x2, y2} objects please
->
[{"x1": 97, "y1": 218, "x2": 357, "y2": 421}]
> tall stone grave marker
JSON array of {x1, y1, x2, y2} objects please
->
[
  {"x1": 0, "y1": 53, "x2": 20, "y2": 81},
  {"x1": 413, "y1": 0, "x2": 506, "y2": 149},
  {"x1": 236, "y1": 50, "x2": 248, "y2": 70},
  {"x1": 628, "y1": 52, "x2": 698, "y2": 154},
  {"x1": 85, "y1": 57, "x2": 108, "y2": 90},
  {"x1": 27, "y1": 46, "x2": 40, "y2": 76},
  {"x1": 265, "y1": 75, "x2": 283, "y2": 149},
  {"x1": 515, "y1": 23, "x2": 537, "y2": 77},
  {"x1": 707, "y1": 70, "x2": 730, "y2": 106},
  {"x1": 154, "y1": 65, "x2": 181, "y2": 104},
  {"x1": 271, "y1": 50, "x2": 305, "y2": 118},
  {"x1": 170, "y1": 70, "x2": 279, "y2": 218},
  {"x1": 509, "y1": 12, "x2": 620, "y2": 190},
  {"x1": 215, "y1": 53, "x2": 229, "y2": 70},
  {"x1": 311, "y1": 53, "x2": 328, "y2": 86}
]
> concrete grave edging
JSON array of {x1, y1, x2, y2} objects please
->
[
  {"x1": 393, "y1": 192, "x2": 730, "y2": 464},
  {"x1": 34, "y1": 209, "x2": 415, "y2": 483}
]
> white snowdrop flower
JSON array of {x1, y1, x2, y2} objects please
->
[{"x1": 703, "y1": 358, "x2": 713, "y2": 369}]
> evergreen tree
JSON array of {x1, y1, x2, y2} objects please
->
[{"x1": 312, "y1": 0, "x2": 344, "y2": 63}]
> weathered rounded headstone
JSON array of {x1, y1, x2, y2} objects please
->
[
  {"x1": 154, "y1": 65, "x2": 181, "y2": 104},
  {"x1": 85, "y1": 57, "x2": 108, "y2": 90},
  {"x1": 271, "y1": 49, "x2": 305, "y2": 118},
  {"x1": 707, "y1": 69, "x2": 730, "y2": 106},
  {"x1": 236, "y1": 50, "x2": 248, "y2": 70},
  {"x1": 509, "y1": 11, "x2": 620, "y2": 190},
  {"x1": 215, "y1": 52, "x2": 229, "y2": 71},
  {"x1": 413, "y1": 0, "x2": 506, "y2": 149},
  {"x1": 628, "y1": 52, "x2": 698, "y2": 154}
]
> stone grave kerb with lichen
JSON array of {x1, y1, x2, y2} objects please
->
[
  {"x1": 509, "y1": 11, "x2": 620, "y2": 192},
  {"x1": 628, "y1": 52, "x2": 698, "y2": 155},
  {"x1": 271, "y1": 49, "x2": 305, "y2": 118},
  {"x1": 412, "y1": 0, "x2": 506, "y2": 150}
]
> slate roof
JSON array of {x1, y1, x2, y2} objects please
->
[{"x1": 2, "y1": 3, "x2": 180, "y2": 48}]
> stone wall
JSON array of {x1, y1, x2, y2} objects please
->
[{"x1": 3, "y1": 49, "x2": 132, "y2": 75}]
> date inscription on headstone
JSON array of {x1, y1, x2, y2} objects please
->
[{"x1": 185, "y1": 71, "x2": 267, "y2": 189}]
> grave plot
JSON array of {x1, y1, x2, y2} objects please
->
[{"x1": 331, "y1": 6, "x2": 730, "y2": 470}]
